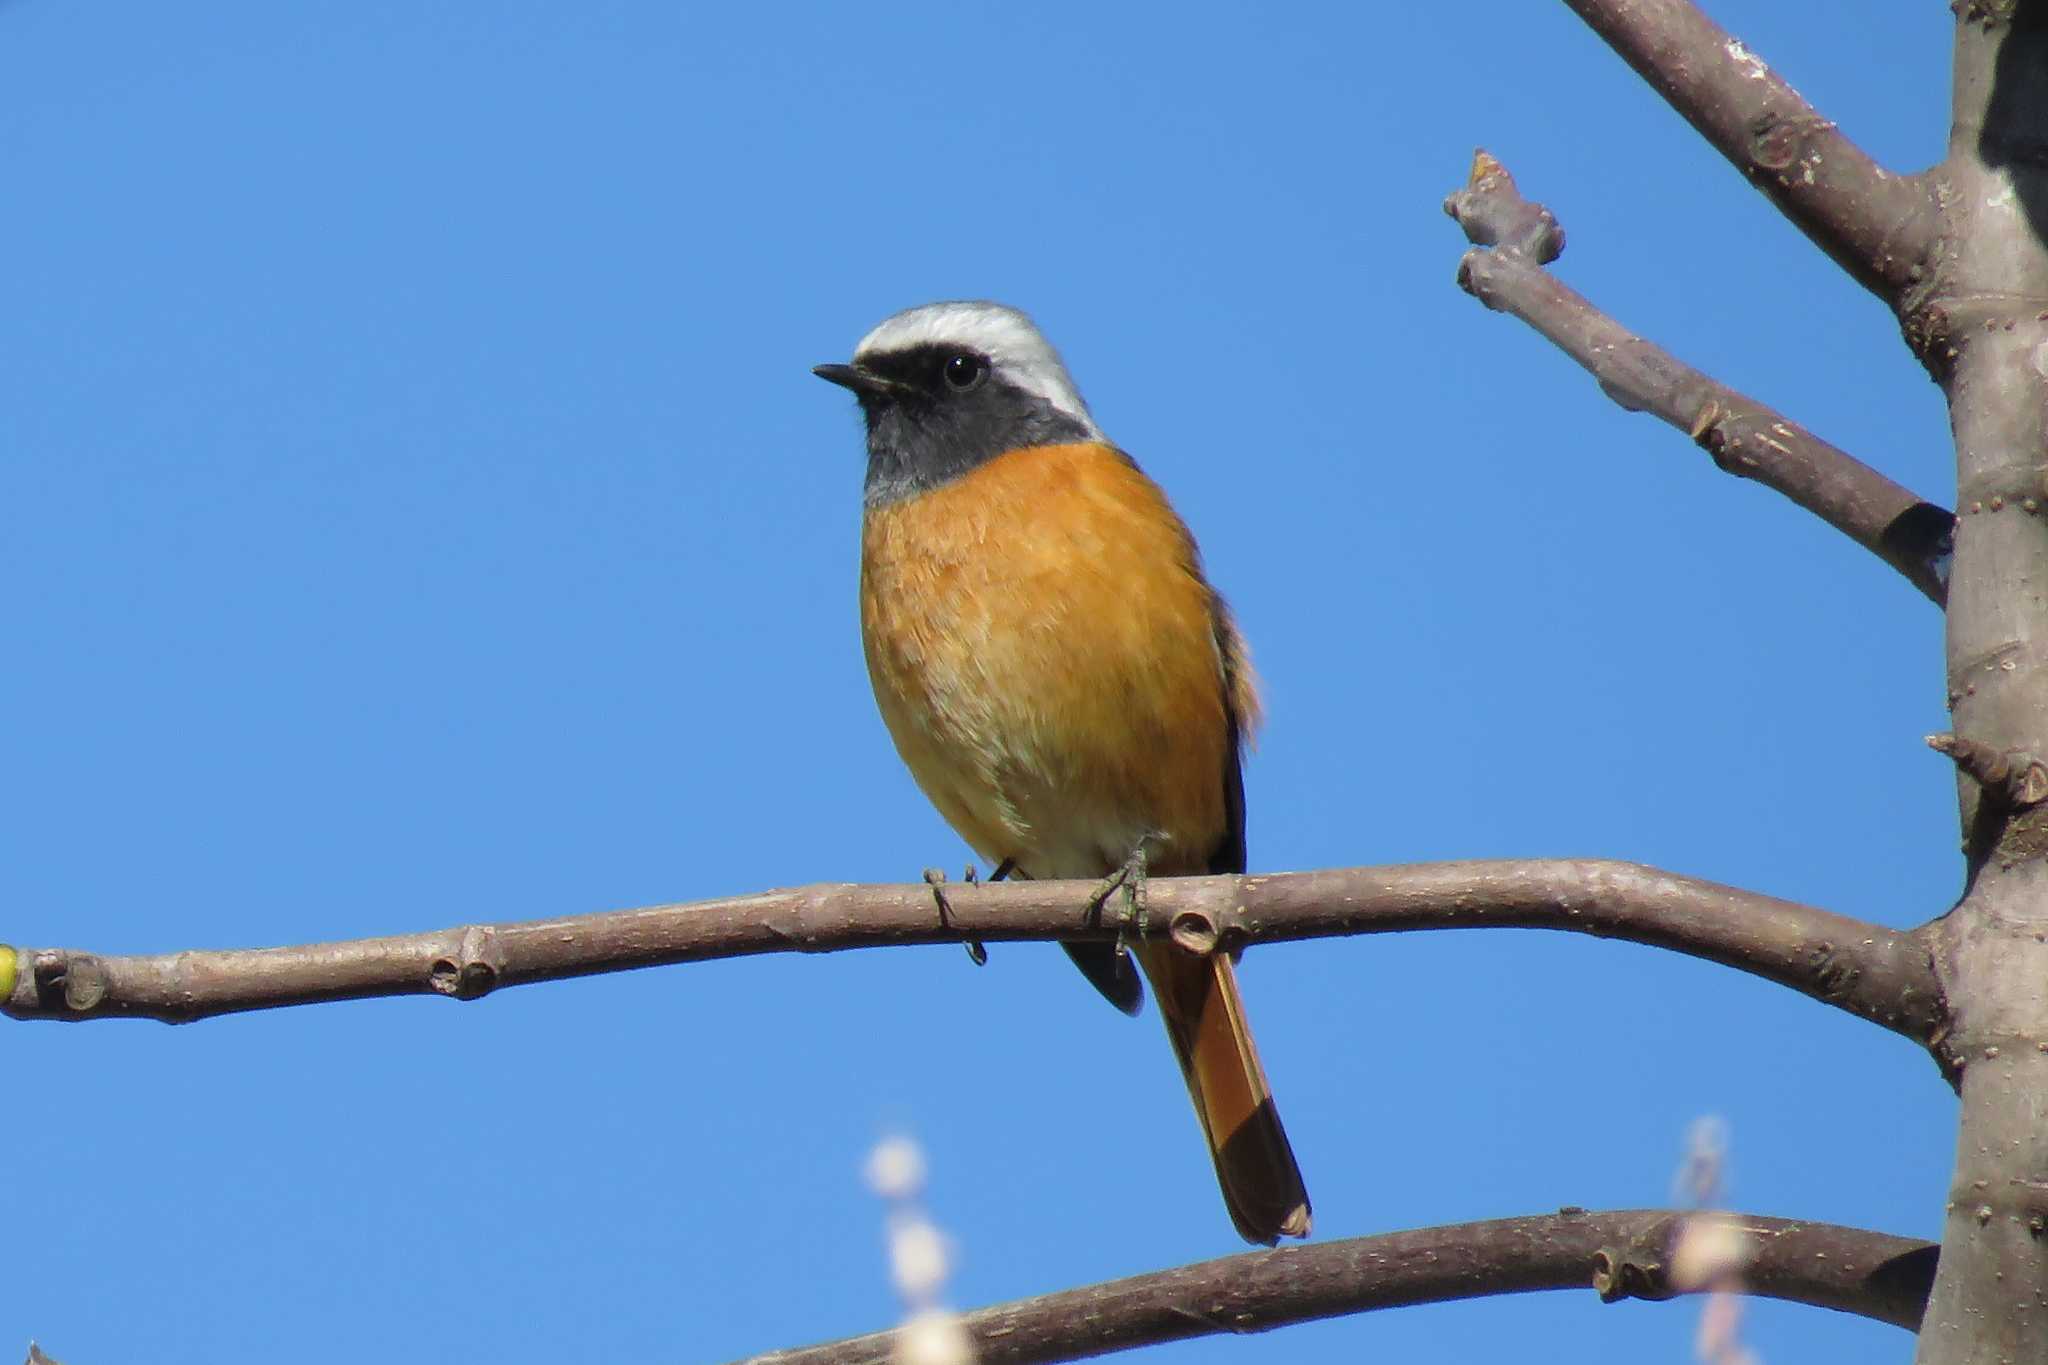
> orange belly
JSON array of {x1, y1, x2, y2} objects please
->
[{"x1": 859, "y1": 441, "x2": 1245, "y2": 879}]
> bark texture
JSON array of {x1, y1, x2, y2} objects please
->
[{"x1": 1912, "y1": 8, "x2": 2048, "y2": 1362}]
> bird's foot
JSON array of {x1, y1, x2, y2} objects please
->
[
  {"x1": 924, "y1": 866, "x2": 988, "y2": 966},
  {"x1": 1086, "y1": 845, "x2": 1149, "y2": 964}
]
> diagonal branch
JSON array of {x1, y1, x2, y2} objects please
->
[
  {"x1": 1561, "y1": 0, "x2": 1937, "y2": 302},
  {"x1": 733, "y1": 1210, "x2": 1936, "y2": 1365},
  {"x1": 1, "y1": 859, "x2": 1944, "y2": 1045},
  {"x1": 1447, "y1": 151, "x2": 1954, "y2": 606}
]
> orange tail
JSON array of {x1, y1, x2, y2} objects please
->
[{"x1": 1139, "y1": 942, "x2": 1311, "y2": 1244}]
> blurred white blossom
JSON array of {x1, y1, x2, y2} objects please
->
[
  {"x1": 867, "y1": 1134, "x2": 976, "y2": 1365},
  {"x1": 893, "y1": 1308, "x2": 975, "y2": 1365},
  {"x1": 1673, "y1": 1116, "x2": 1757, "y2": 1365},
  {"x1": 1672, "y1": 1115, "x2": 1729, "y2": 1206},
  {"x1": 889, "y1": 1212, "x2": 952, "y2": 1300},
  {"x1": 1672, "y1": 1213, "x2": 1749, "y2": 1291},
  {"x1": 867, "y1": 1135, "x2": 928, "y2": 1200}
]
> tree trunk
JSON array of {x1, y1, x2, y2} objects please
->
[{"x1": 1917, "y1": 7, "x2": 2048, "y2": 1362}]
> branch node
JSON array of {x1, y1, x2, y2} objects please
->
[
  {"x1": 1687, "y1": 400, "x2": 1720, "y2": 443},
  {"x1": 62, "y1": 954, "x2": 106, "y2": 1012},
  {"x1": 1689, "y1": 407, "x2": 1753, "y2": 475},
  {"x1": 1443, "y1": 149, "x2": 1565, "y2": 264},
  {"x1": 1169, "y1": 909, "x2": 1220, "y2": 956},
  {"x1": 30, "y1": 950, "x2": 107, "y2": 1013},
  {"x1": 428, "y1": 926, "x2": 504, "y2": 1000},
  {"x1": 1591, "y1": 1242, "x2": 1672, "y2": 1304},
  {"x1": 1808, "y1": 944, "x2": 1862, "y2": 1002},
  {"x1": 1748, "y1": 111, "x2": 1836, "y2": 180},
  {"x1": 1928, "y1": 733, "x2": 2048, "y2": 807}
]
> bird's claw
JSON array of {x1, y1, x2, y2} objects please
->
[
  {"x1": 924, "y1": 867, "x2": 988, "y2": 966},
  {"x1": 1086, "y1": 847, "x2": 1149, "y2": 965}
]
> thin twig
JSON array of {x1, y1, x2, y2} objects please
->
[
  {"x1": 2, "y1": 859, "x2": 1942, "y2": 1044},
  {"x1": 732, "y1": 1210, "x2": 1935, "y2": 1365},
  {"x1": 1927, "y1": 733, "x2": 2048, "y2": 809},
  {"x1": 1560, "y1": 0, "x2": 1937, "y2": 302},
  {"x1": 1447, "y1": 151, "x2": 1953, "y2": 605}
]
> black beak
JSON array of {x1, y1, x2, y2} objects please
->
[{"x1": 813, "y1": 363, "x2": 899, "y2": 400}]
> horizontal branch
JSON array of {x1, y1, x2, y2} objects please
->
[
  {"x1": 1447, "y1": 151, "x2": 1954, "y2": 606},
  {"x1": 734, "y1": 1209, "x2": 1935, "y2": 1365},
  {"x1": 2, "y1": 859, "x2": 1943, "y2": 1044},
  {"x1": 1562, "y1": 0, "x2": 1937, "y2": 302}
]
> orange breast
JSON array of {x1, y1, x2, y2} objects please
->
[{"x1": 859, "y1": 441, "x2": 1250, "y2": 879}]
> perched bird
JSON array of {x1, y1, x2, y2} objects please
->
[{"x1": 815, "y1": 301, "x2": 1310, "y2": 1244}]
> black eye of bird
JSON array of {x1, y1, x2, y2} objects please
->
[{"x1": 942, "y1": 353, "x2": 988, "y2": 392}]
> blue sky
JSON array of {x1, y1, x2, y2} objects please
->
[{"x1": 1, "y1": 3, "x2": 1957, "y2": 1361}]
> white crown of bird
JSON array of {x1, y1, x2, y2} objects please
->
[{"x1": 854, "y1": 301, "x2": 1105, "y2": 441}]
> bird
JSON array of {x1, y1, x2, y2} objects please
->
[{"x1": 814, "y1": 300, "x2": 1310, "y2": 1244}]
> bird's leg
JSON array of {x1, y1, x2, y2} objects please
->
[
  {"x1": 960, "y1": 862, "x2": 995, "y2": 964},
  {"x1": 956, "y1": 857, "x2": 1018, "y2": 961},
  {"x1": 1123, "y1": 844, "x2": 1150, "y2": 953},
  {"x1": 1085, "y1": 844, "x2": 1149, "y2": 965},
  {"x1": 924, "y1": 867, "x2": 988, "y2": 967}
]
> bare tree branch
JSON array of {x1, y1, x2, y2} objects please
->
[
  {"x1": 734, "y1": 1210, "x2": 1935, "y2": 1365},
  {"x1": 1447, "y1": 151, "x2": 1954, "y2": 606},
  {"x1": 1561, "y1": 0, "x2": 1937, "y2": 302},
  {"x1": 2, "y1": 859, "x2": 1943, "y2": 1044}
]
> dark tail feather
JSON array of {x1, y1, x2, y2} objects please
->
[
  {"x1": 1139, "y1": 942, "x2": 1311, "y2": 1244},
  {"x1": 1060, "y1": 939, "x2": 1144, "y2": 1015}
]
